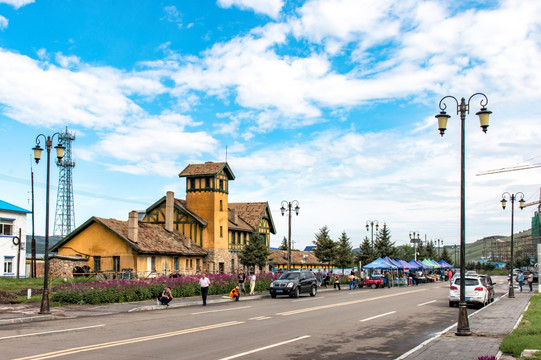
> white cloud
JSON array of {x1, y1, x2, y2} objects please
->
[
  {"x1": 0, "y1": 0, "x2": 34, "y2": 9},
  {"x1": 0, "y1": 15, "x2": 8, "y2": 30},
  {"x1": 217, "y1": 0, "x2": 284, "y2": 18}
]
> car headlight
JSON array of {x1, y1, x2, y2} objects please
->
[
  {"x1": 287, "y1": 282, "x2": 294, "y2": 288},
  {"x1": 270, "y1": 282, "x2": 275, "y2": 288}
]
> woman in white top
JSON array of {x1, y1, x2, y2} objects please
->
[{"x1": 249, "y1": 273, "x2": 256, "y2": 295}]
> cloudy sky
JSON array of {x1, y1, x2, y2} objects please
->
[{"x1": 1, "y1": 0, "x2": 540, "y2": 250}]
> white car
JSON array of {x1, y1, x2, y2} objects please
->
[{"x1": 449, "y1": 276, "x2": 489, "y2": 308}]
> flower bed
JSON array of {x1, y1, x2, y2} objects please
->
[{"x1": 51, "y1": 273, "x2": 279, "y2": 305}]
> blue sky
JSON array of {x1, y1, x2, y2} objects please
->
[{"x1": 1, "y1": 0, "x2": 540, "y2": 250}]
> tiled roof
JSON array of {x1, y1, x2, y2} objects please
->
[
  {"x1": 0, "y1": 200, "x2": 31, "y2": 214},
  {"x1": 229, "y1": 202, "x2": 266, "y2": 230},
  {"x1": 94, "y1": 217, "x2": 207, "y2": 256},
  {"x1": 178, "y1": 161, "x2": 235, "y2": 179},
  {"x1": 268, "y1": 250, "x2": 324, "y2": 265}
]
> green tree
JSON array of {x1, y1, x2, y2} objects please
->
[
  {"x1": 396, "y1": 244, "x2": 415, "y2": 261},
  {"x1": 356, "y1": 236, "x2": 375, "y2": 267},
  {"x1": 440, "y1": 246, "x2": 452, "y2": 264},
  {"x1": 279, "y1": 236, "x2": 288, "y2": 251},
  {"x1": 335, "y1": 231, "x2": 354, "y2": 271},
  {"x1": 425, "y1": 241, "x2": 436, "y2": 259},
  {"x1": 238, "y1": 233, "x2": 270, "y2": 271},
  {"x1": 313, "y1": 225, "x2": 336, "y2": 266},
  {"x1": 374, "y1": 223, "x2": 396, "y2": 258}
]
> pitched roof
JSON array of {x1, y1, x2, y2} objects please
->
[
  {"x1": 178, "y1": 161, "x2": 235, "y2": 180},
  {"x1": 51, "y1": 217, "x2": 207, "y2": 256},
  {"x1": 0, "y1": 200, "x2": 31, "y2": 214},
  {"x1": 268, "y1": 250, "x2": 324, "y2": 265},
  {"x1": 229, "y1": 202, "x2": 276, "y2": 234}
]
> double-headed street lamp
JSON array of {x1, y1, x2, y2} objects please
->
[
  {"x1": 500, "y1": 192, "x2": 525, "y2": 298},
  {"x1": 281, "y1": 200, "x2": 300, "y2": 271},
  {"x1": 32, "y1": 133, "x2": 65, "y2": 314},
  {"x1": 366, "y1": 220, "x2": 379, "y2": 250},
  {"x1": 409, "y1": 231, "x2": 421, "y2": 261},
  {"x1": 435, "y1": 92, "x2": 492, "y2": 336}
]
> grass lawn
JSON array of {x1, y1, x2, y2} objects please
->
[
  {"x1": 0, "y1": 276, "x2": 94, "y2": 304},
  {"x1": 500, "y1": 294, "x2": 541, "y2": 359}
]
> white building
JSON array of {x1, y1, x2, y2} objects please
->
[{"x1": 0, "y1": 200, "x2": 30, "y2": 278}]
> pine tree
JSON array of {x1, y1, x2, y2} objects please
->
[
  {"x1": 374, "y1": 223, "x2": 396, "y2": 258},
  {"x1": 238, "y1": 233, "x2": 270, "y2": 271},
  {"x1": 425, "y1": 240, "x2": 436, "y2": 259},
  {"x1": 440, "y1": 246, "x2": 452, "y2": 264},
  {"x1": 396, "y1": 244, "x2": 415, "y2": 261},
  {"x1": 313, "y1": 225, "x2": 336, "y2": 266},
  {"x1": 279, "y1": 236, "x2": 288, "y2": 251},
  {"x1": 356, "y1": 236, "x2": 375, "y2": 266},
  {"x1": 335, "y1": 231, "x2": 354, "y2": 271}
]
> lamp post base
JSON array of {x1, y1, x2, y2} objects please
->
[
  {"x1": 39, "y1": 289, "x2": 50, "y2": 314},
  {"x1": 455, "y1": 303, "x2": 472, "y2": 336},
  {"x1": 509, "y1": 286, "x2": 515, "y2": 298}
]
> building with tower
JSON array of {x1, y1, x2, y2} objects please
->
[{"x1": 51, "y1": 161, "x2": 276, "y2": 276}]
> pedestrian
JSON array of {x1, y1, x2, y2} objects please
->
[
  {"x1": 157, "y1": 286, "x2": 173, "y2": 306},
  {"x1": 229, "y1": 286, "x2": 240, "y2": 301},
  {"x1": 237, "y1": 269, "x2": 246, "y2": 294},
  {"x1": 316, "y1": 271, "x2": 323, "y2": 287},
  {"x1": 199, "y1": 273, "x2": 210, "y2": 306},
  {"x1": 324, "y1": 272, "x2": 331, "y2": 288},
  {"x1": 517, "y1": 270, "x2": 524, "y2": 292},
  {"x1": 385, "y1": 271, "x2": 392, "y2": 288},
  {"x1": 348, "y1": 273, "x2": 356, "y2": 290},
  {"x1": 528, "y1": 271, "x2": 534, "y2": 293},
  {"x1": 249, "y1": 272, "x2": 256, "y2": 295},
  {"x1": 448, "y1": 269, "x2": 453, "y2": 283},
  {"x1": 334, "y1": 274, "x2": 341, "y2": 290}
]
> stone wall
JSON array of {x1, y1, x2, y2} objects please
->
[{"x1": 49, "y1": 255, "x2": 89, "y2": 278}]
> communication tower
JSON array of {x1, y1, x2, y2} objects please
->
[{"x1": 54, "y1": 126, "x2": 76, "y2": 237}]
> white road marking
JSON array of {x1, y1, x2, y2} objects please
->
[
  {"x1": 191, "y1": 306, "x2": 251, "y2": 315},
  {"x1": 360, "y1": 311, "x2": 396, "y2": 322},
  {"x1": 217, "y1": 335, "x2": 311, "y2": 360},
  {"x1": 417, "y1": 300, "x2": 437, "y2": 306},
  {"x1": 0, "y1": 325, "x2": 105, "y2": 340},
  {"x1": 292, "y1": 297, "x2": 324, "y2": 302},
  {"x1": 248, "y1": 316, "x2": 272, "y2": 321}
]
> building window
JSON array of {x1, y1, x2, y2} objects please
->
[
  {"x1": 0, "y1": 220, "x2": 13, "y2": 235},
  {"x1": 220, "y1": 226, "x2": 223, "y2": 237},
  {"x1": 231, "y1": 259, "x2": 235, "y2": 272},
  {"x1": 219, "y1": 179, "x2": 224, "y2": 190},
  {"x1": 94, "y1": 256, "x2": 101, "y2": 272},
  {"x1": 243, "y1": 233, "x2": 247, "y2": 245},
  {"x1": 113, "y1": 256, "x2": 120, "y2": 272},
  {"x1": 186, "y1": 259, "x2": 189, "y2": 269},
  {"x1": 3, "y1": 257, "x2": 14, "y2": 273},
  {"x1": 190, "y1": 259, "x2": 193, "y2": 269},
  {"x1": 220, "y1": 200, "x2": 223, "y2": 211},
  {"x1": 190, "y1": 178, "x2": 195, "y2": 189},
  {"x1": 205, "y1": 177, "x2": 210, "y2": 188},
  {"x1": 151, "y1": 256, "x2": 156, "y2": 272},
  {"x1": 174, "y1": 257, "x2": 179, "y2": 271},
  {"x1": 196, "y1": 259, "x2": 200, "y2": 271}
]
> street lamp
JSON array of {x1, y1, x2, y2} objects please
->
[
  {"x1": 32, "y1": 133, "x2": 65, "y2": 314},
  {"x1": 409, "y1": 231, "x2": 421, "y2": 261},
  {"x1": 435, "y1": 92, "x2": 491, "y2": 336},
  {"x1": 366, "y1": 220, "x2": 379, "y2": 250},
  {"x1": 501, "y1": 192, "x2": 525, "y2": 298},
  {"x1": 281, "y1": 200, "x2": 300, "y2": 271}
]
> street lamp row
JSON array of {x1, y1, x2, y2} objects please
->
[
  {"x1": 281, "y1": 200, "x2": 300, "y2": 271},
  {"x1": 366, "y1": 220, "x2": 379, "y2": 250},
  {"x1": 501, "y1": 192, "x2": 525, "y2": 298}
]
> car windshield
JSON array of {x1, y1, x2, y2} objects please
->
[
  {"x1": 279, "y1": 272, "x2": 300, "y2": 280},
  {"x1": 454, "y1": 278, "x2": 480, "y2": 286}
]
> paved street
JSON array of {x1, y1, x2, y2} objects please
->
[{"x1": 0, "y1": 280, "x2": 502, "y2": 360}]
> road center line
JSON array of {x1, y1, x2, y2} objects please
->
[
  {"x1": 12, "y1": 321, "x2": 244, "y2": 360},
  {"x1": 217, "y1": 335, "x2": 311, "y2": 360},
  {"x1": 418, "y1": 300, "x2": 437, "y2": 306},
  {"x1": 0, "y1": 325, "x2": 105, "y2": 340},
  {"x1": 292, "y1": 297, "x2": 324, "y2": 302},
  {"x1": 360, "y1": 311, "x2": 396, "y2": 322},
  {"x1": 191, "y1": 306, "x2": 251, "y2": 315},
  {"x1": 276, "y1": 288, "x2": 426, "y2": 316}
]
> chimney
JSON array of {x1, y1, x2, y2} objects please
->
[
  {"x1": 128, "y1": 210, "x2": 138, "y2": 242},
  {"x1": 184, "y1": 236, "x2": 191, "y2": 249},
  {"x1": 232, "y1": 208, "x2": 238, "y2": 224},
  {"x1": 165, "y1": 191, "x2": 174, "y2": 232}
]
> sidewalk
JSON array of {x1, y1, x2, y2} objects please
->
[{"x1": 399, "y1": 291, "x2": 534, "y2": 360}]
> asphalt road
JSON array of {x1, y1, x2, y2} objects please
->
[{"x1": 1, "y1": 279, "x2": 507, "y2": 360}]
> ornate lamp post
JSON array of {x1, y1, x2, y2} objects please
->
[
  {"x1": 32, "y1": 133, "x2": 65, "y2": 314},
  {"x1": 366, "y1": 220, "x2": 379, "y2": 250},
  {"x1": 435, "y1": 92, "x2": 492, "y2": 336},
  {"x1": 281, "y1": 200, "x2": 300, "y2": 271},
  {"x1": 409, "y1": 231, "x2": 421, "y2": 261},
  {"x1": 500, "y1": 192, "x2": 525, "y2": 298}
]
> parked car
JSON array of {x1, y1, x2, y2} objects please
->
[
  {"x1": 465, "y1": 270, "x2": 478, "y2": 276},
  {"x1": 478, "y1": 274, "x2": 495, "y2": 304},
  {"x1": 269, "y1": 270, "x2": 317, "y2": 298},
  {"x1": 449, "y1": 276, "x2": 490, "y2": 308}
]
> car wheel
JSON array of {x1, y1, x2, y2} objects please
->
[
  {"x1": 371, "y1": 284, "x2": 377, "y2": 289},
  {"x1": 293, "y1": 287, "x2": 300, "y2": 298},
  {"x1": 310, "y1": 285, "x2": 317, "y2": 297},
  {"x1": 449, "y1": 301, "x2": 454, "y2": 307},
  {"x1": 271, "y1": 293, "x2": 276, "y2": 298}
]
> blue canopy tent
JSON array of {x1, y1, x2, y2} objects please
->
[
  {"x1": 363, "y1": 258, "x2": 397, "y2": 269},
  {"x1": 408, "y1": 260, "x2": 422, "y2": 270},
  {"x1": 396, "y1": 259, "x2": 414, "y2": 270},
  {"x1": 383, "y1": 256, "x2": 403, "y2": 269},
  {"x1": 438, "y1": 260, "x2": 453, "y2": 269}
]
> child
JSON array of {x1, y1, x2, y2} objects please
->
[{"x1": 229, "y1": 286, "x2": 240, "y2": 301}]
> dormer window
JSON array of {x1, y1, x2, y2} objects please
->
[
  {"x1": 190, "y1": 178, "x2": 195, "y2": 189},
  {"x1": 205, "y1": 177, "x2": 210, "y2": 188},
  {"x1": 219, "y1": 179, "x2": 224, "y2": 190}
]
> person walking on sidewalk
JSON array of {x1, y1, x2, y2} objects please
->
[
  {"x1": 237, "y1": 269, "x2": 246, "y2": 294},
  {"x1": 249, "y1": 272, "x2": 256, "y2": 295},
  {"x1": 528, "y1": 271, "x2": 534, "y2": 293},
  {"x1": 334, "y1": 274, "x2": 341, "y2": 290},
  {"x1": 199, "y1": 273, "x2": 210, "y2": 306},
  {"x1": 517, "y1": 270, "x2": 524, "y2": 292}
]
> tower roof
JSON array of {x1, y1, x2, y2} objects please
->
[{"x1": 178, "y1": 161, "x2": 235, "y2": 180}]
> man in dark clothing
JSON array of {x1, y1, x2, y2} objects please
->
[{"x1": 237, "y1": 270, "x2": 246, "y2": 294}]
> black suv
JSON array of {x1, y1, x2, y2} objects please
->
[{"x1": 269, "y1": 271, "x2": 317, "y2": 298}]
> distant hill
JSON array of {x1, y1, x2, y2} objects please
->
[{"x1": 25, "y1": 235, "x2": 63, "y2": 255}]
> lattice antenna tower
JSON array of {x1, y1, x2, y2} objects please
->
[{"x1": 54, "y1": 126, "x2": 76, "y2": 237}]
